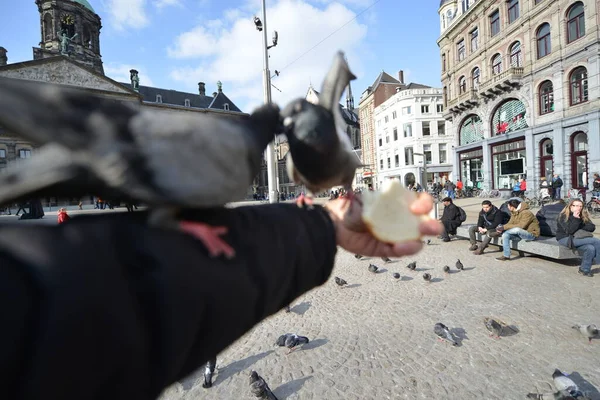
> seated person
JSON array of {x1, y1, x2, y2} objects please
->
[
  {"x1": 495, "y1": 199, "x2": 540, "y2": 261},
  {"x1": 556, "y1": 199, "x2": 598, "y2": 277},
  {"x1": 440, "y1": 197, "x2": 462, "y2": 242},
  {"x1": 468, "y1": 200, "x2": 505, "y2": 255},
  {"x1": 511, "y1": 182, "x2": 522, "y2": 198}
]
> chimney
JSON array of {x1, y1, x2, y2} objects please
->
[
  {"x1": 398, "y1": 70, "x2": 404, "y2": 84},
  {"x1": 198, "y1": 82, "x2": 206, "y2": 96},
  {"x1": 212, "y1": 92, "x2": 217, "y2": 97},
  {"x1": 0, "y1": 47, "x2": 7, "y2": 67}
]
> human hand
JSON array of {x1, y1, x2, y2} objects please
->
[{"x1": 324, "y1": 193, "x2": 442, "y2": 258}]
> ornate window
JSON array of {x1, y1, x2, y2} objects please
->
[
  {"x1": 510, "y1": 41, "x2": 522, "y2": 67},
  {"x1": 459, "y1": 76, "x2": 467, "y2": 94},
  {"x1": 508, "y1": 0, "x2": 519, "y2": 23},
  {"x1": 492, "y1": 99, "x2": 528, "y2": 135},
  {"x1": 472, "y1": 67, "x2": 480, "y2": 88},
  {"x1": 536, "y1": 23, "x2": 551, "y2": 59},
  {"x1": 470, "y1": 28, "x2": 478, "y2": 51},
  {"x1": 567, "y1": 2, "x2": 585, "y2": 44},
  {"x1": 539, "y1": 81, "x2": 554, "y2": 115},
  {"x1": 492, "y1": 53, "x2": 502, "y2": 75},
  {"x1": 571, "y1": 132, "x2": 588, "y2": 189},
  {"x1": 457, "y1": 39, "x2": 466, "y2": 61},
  {"x1": 540, "y1": 138, "x2": 553, "y2": 179},
  {"x1": 459, "y1": 114, "x2": 484, "y2": 145},
  {"x1": 490, "y1": 10, "x2": 500, "y2": 37},
  {"x1": 569, "y1": 66, "x2": 588, "y2": 105}
]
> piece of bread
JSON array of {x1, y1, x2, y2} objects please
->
[{"x1": 361, "y1": 180, "x2": 430, "y2": 243}]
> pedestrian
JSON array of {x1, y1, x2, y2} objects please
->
[
  {"x1": 0, "y1": 194, "x2": 442, "y2": 399},
  {"x1": 552, "y1": 173, "x2": 563, "y2": 200},
  {"x1": 57, "y1": 207, "x2": 70, "y2": 224}
]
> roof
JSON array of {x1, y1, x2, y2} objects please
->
[
  {"x1": 370, "y1": 71, "x2": 400, "y2": 90},
  {"x1": 439, "y1": 0, "x2": 453, "y2": 7},
  {"x1": 121, "y1": 83, "x2": 243, "y2": 112},
  {"x1": 72, "y1": 0, "x2": 95, "y2": 12}
]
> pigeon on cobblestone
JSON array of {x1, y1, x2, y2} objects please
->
[
  {"x1": 335, "y1": 277, "x2": 348, "y2": 287},
  {"x1": 249, "y1": 370, "x2": 279, "y2": 400},
  {"x1": 275, "y1": 334, "x2": 293, "y2": 347},
  {"x1": 456, "y1": 259, "x2": 464, "y2": 271},
  {"x1": 443, "y1": 265, "x2": 450, "y2": 274},
  {"x1": 552, "y1": 369, "x2": 584, "y2": 398},
  {"x1": 382, "y1": 257, "x2": 392, "y2": 263},
  {"x1": 406, "y1": 261, "x2": 417, "y2": 270},
  {"x1": 484, "y1": 317, "x2": 504, "y2": 339},
  {"x1": 368, "y1": 264, "x2": 379, "y2": 273},
  {"x1": 201, "y1": 358, "x2": 216, "y2": 388},
  {"x1": 526, "y1": 391, "x2": 578, "y2": 399},
  {"x1": 0, "y1": 76, "x2": 282, "y2": 259},
  {"x1": 571, "y1": 324, "x2": 599, "y2": 344},
  {"x1": 284, "y1": 334, "x2": 310, "y2": 354},
  {"x1": 434, "y1": 323, "x2": 458, "y2": 346},
  {"x1": 423, "y1": 273, "x2": 432, "y2": 282},
  {"x1": 281, "y1": 51, "x2": 361, "y2": 208},
  {"x1": 392, "y1": 272, "x2": 401, "y2": 279}
]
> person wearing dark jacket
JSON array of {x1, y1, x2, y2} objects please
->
[
  {"x1": 468, "y1": 200, "x2": 504, "y2": 255},
  {"x1": 0, "y1": 195, "x2": 441, "y2": 400},
  {"x1": 440, "y1": 197, "x2": 462, "y2": 242},
  {"x1": 556, "y1": 199, "x2": 599, "y2": 277}
]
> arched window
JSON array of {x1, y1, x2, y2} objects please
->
[
  {"x1": 492, "y1": 99, "x2": 528, "y2": 135},
  {"x1": 567, "y1": 2, "x2": 585, "y2": 43},
  {"x1": 184, "y1": 99, "x2": 191, "y2": 107},
  {"x1": 571, "y1": 132, "x2": 588, "y2": 189},
  {"x1": 43, "y1": 13, "x2": 53, "y2": 41},
  {"x1": 491, "y1": 53, "x2": 502, "y2": 75},
  {"x1": 224, "y1": 103, "x2": 230, "y2": 111},
  {"x1": 156, "y1": 94, "x2": 162, "y2": 103},
  {"x1": 459, "y1": 76, "x2": 467, "y2": 94},
  {"x1": 510, "y1": 41, "x2": 522, "y2": 67},
  {"x1": 472, "y1": 67, "x2": 480, "y2": 88},
  {"x1": 539, "y1": 138, "x2": 553, "y2": 179},
  {"x1": 539, "y1": 80, "x2": 554, "y2": 114},
  {"x1": 536, "y1": 23, "x2": 551, "y2": 59},
  {"x1": 83, "y1": 25, "x2": 92, "y2": 49},
  {"x1": 569, "y1": 66, "x2": 588, "y2": 105},
  {"x1": 459, "y1": 114, "x2": 484, "y2": 145}
]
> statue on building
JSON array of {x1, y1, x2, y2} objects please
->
[
  {"x1": 130, "y1": 69, "x2": 140, "y2": 91},
  {"x1": 217, "y1": 81, "x2": 222, "y2": 92},
  {"x1": 57, "y1": 30, "x2": 78, "y2": 55}
]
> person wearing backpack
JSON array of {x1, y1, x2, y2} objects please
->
[
  {"x1": 468, "y1": 200, "x2": 505, "y2": 255},
  {"x1": 439, "y1": 197, "x2": 463, "y2": 242}
]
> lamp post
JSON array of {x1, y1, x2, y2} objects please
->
[
  {"x1": 255, "y1": 1, "x2": 279, "y2": 203},
  {"x1": 414, "y1": 152, "x2": 438, "y2": 219}
]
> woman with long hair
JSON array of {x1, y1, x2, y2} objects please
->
[{"x1": 556, "y1": 199, "x2": 599, "y2": 277}]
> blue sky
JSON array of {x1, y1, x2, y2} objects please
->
[{"x1": 0, "y1": 0, "x2": 443, "y2": 113}]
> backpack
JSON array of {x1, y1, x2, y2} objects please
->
[
  {"x1": 458, "y1": 207, "x2": 467, "y2": 223},
  {"x1": 536, "y1": 202, "x2": 564, "y2": 237},
  {"x1": 498, "y1": 201, "x2": 513, "y2": 224}
]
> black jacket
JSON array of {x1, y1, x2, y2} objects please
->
[
  {"x1": 555, "y1": 213, "x2": 596, "y2": 241},
  {"x1": 476, "y1": 205, "x2": 504, "y2": 230},
  {"x1": 0, "y1": 205, "x2": 337, "y2": 399}
]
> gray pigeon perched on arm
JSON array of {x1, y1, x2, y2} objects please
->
[
  {"x1": 0, "y1": 77, "x2": 281, "y2": 258},
  {"x1": 572, "y1": 324, "x2": 598, "y2": 344},
  {"x1": 280, "y1": 51, "x2": 361, "y2": 208},
  {"x1": 249, "y1": 370, "x2": 279, "y2": 400}
]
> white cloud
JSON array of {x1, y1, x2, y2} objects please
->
[
  {"x1": 104, "y1": 0, "x2": 150, "y2": 30},
  {"x1": 104, "y1": 63, "x2": 155, "y2": 87},
  {"x1": 154, "y1": 0, "x2": 183, "y2": 8},
  {"x1": 167, "y1": 0, "x2": 369, "y2": 112}
]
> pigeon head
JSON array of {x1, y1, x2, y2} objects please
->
[
  {"x1": 249, "y1": 370, "x2": 259, "y2": 384},
  {"x1": 281, "y1": 99, "x2": 337, "y2": 151}
]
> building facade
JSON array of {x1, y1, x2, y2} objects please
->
[
  {"x1": 438, "y1": 0, "x2": 600, "y2": 194},
  {"x1": 374, "y1": 87, "x2": 452, "y2": 188}
]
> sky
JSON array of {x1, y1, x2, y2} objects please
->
[{"x1": 0, "y1": 0, "x2": 444, "y2": 113}]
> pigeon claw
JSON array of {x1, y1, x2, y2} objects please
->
[
  {"x1": 296, "y1": 193, "x2": 315, "y2": 209},
  {"x1": 179, "y1": 221, "x2": 236, "y2": 259},
  {"x1": 202, "y1": 381, "x2": 212, "y2": 389}
]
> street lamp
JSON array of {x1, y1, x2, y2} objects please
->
[
  {"x1": 414, "y1": 152, "x2": 438, "y2": 219},
  {"x1": 255, "y1": 2, "x2": 279, "y2": 203}
]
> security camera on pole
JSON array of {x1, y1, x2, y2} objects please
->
[{"x1": 254, "y1": 2, "x2": 279, "y2": 203}]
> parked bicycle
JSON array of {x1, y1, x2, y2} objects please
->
[{"x1": 586, "y1": 195, "x2": 600, "y2": 217}]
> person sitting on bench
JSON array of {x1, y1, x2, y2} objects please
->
[{"x1": 468, "y1": 200, "x2": 505, "y2": 255}]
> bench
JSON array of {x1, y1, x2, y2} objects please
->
[{"x1": 455, "y1": 224, "x2": 581, "y2": 260}]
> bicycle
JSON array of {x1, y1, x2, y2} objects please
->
[{"x1": 586, "y1": 196, "x2": 600, "y2": 216}]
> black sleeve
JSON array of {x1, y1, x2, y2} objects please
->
[
  {"x1": 490, "y1": 209, "x2": 504, "y2": 229},
  {"x1": 0, "y1": 204, "x2": 337, "y2": 400}
]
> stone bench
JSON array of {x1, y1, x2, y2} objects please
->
[{"x1": 455, "y1": 224, "x2": 581, "y2": 260}]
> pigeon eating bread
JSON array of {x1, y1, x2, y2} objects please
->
[{"x1": 361, "y1": 180, "x2": 432, "y2": 243}]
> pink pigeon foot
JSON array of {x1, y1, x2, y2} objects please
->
[
  {"x1": 179, "y1": 221, "x2": 236, "y2": 259},
  {"x1": 296, "y1": 193, "x2": 314, "y2": 209}
]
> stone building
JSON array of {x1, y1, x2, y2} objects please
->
[
  {"x1": 438, "y1": 0, "x2": 599, "y2": 194},
  {"x1": 374, "y1": 86, "x2": 452, "y2": 189},
  {"x1": 0, "y1": 0, "x2": 246, "y2": 205}
]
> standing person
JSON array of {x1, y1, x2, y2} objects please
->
[
  {"x1": 552, "y1": 173, "x2": 563, "y2": 200},
  {"x1": 519, "y1": 177, "x2": 527, "y2": 194},
  {"x1": 445, "y1": 180, "x2": 456, "y2": 199},
  {"x1": 440, "y1": 197, "x2": 462, "y2": 242},
  {"x1": 468, "y1": 200, "x2": 505, "y2": 255},
  {"x1": 57, "y1": 207, "x2": 70, "y2": 224},
  {"x1": 456, "y1": 180, "x2": 464, "y2": 197},
  {"x1": 556, "y1": 199, "x2": 598, "y2": 277},
  {"x1": 592, "y1": 173, "x2": 600, "y2": 197},
  {"x1": 495, "y1": 199, "x2": 540, "y2": 261}
]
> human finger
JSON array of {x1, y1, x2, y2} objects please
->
[{"x1": 410, "y1": 193, "x2": 433, "y2": 214}]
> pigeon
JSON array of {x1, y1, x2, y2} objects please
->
[
  {"x1": 354, "y1": 254, "x2": 363, "y2": 259},
  {"x1": 406, "y1": 261, "x2": 417, "y2": 270},
  {"x1": 422, "y1": 239, "x2": 432, "y2": 245},
  {"x1": 335, "y1": 276, "x2": 348, "y2": 287},
  {"x1": 423, "y1": 272, "x2": 432, "y2": 282},
  {"x1": 572, "y1": 324, "x2": 599, "y2": 344},
  {"x1": 552, "y1": 369, "x2": 584, "y2": 398},
  {"x1": 0, "y1": 77, "x2": 282, "y2": 259},
  {"x1": 281, "y1": 51, "x2": 362, "y2": 208},
  {"x1": 456, "y1": 259, "x2": 464, "y2": 271},
  {"x1": 275, "y1": 333, "x2": 293, "y2": 347},
  {"x1": 526, "y1": 391, "x2": 578, "y2": 399},
  {"x1": 443, "y1": 265, "x2": 450, "y2": 274},
  {"x1": 284, "y1": 333, "x2": 310, "y2": 354},
  {"x1": 284, "y1": 305, "x2": 291, "y2": 313},
  {"x1": 434, "y1": 323, "x2": 458, "y2": 346},
  {"x1": 249, "y1": 370, "x2": 279, "y2": 400},
  {"x1": 392, "y1": 272, "x2": 401, "y2": 279},
  {"x1": 382, "y1": 257, "x2": 392, "y2": 263},
  {"x1": 368, "y1": 264, "x2": 379, "y2": 273},
  {"x1": 484, "y1": 317, "x2": 503, "y2": 339},
  {"x1": 201, "y1": 357, "x2": 217, "y2": 389}
]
